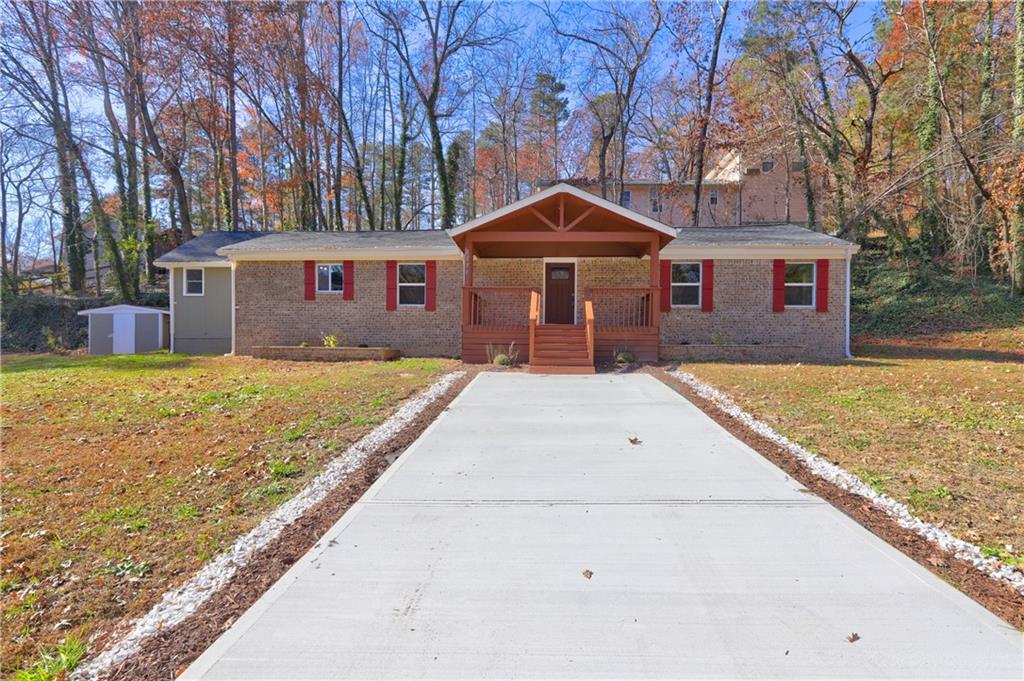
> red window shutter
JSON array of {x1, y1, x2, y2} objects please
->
[
  {"x1": 425, "y1": 261, "x2": 437, "y2": 311},
  {"x1": 660, "y1": 259, "x2": 672, "y2": 312},
  {"x1": 385, "y1": 260, "x2": 397, "y2": 311},
  {"x1": 700, "y1": 259, "x2": 714, "y2": 312},
  {"x1": 772, "y1": 259, "x2": 786, "y2": 312},
  {"x1": 303, "y1": 260, "x2": 316, "y2": 301},
  {"x1": 343, "y1": 260, "x2": 354, "y2": 300},
  {"x1": 816, "y1": 259, "x2": 829, "y2": 313}
]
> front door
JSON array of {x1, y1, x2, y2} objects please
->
[{"x1": 544, "y1": 262, "x2": 575, "y2": 324}]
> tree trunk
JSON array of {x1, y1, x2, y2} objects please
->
[{"x1": 691, "y1": 0, "x2": 729, "y2": 227}]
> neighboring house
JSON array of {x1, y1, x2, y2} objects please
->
[
  {"x1": 154, "y1": 183, "x2": 858, "y2": 371},
  {"x1": 545, "y1": 150, "x2": 817, "y2": 228}
]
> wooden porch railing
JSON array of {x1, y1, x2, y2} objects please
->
[
  {"x1": 463, "y1": 286, "x2": 537, "y2": 327},
  {"x1": 587, "y1": 287, "x2": 657, "y2": 328},
  {"x1": 584, "y1": 295, "x2": 595, "y2": 364},
  {"x1": 528, "y1": 289, "x2": 540, "y2": 361}
]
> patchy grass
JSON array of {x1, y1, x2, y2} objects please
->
[
  {"x1": 679, "y1": 330, "x2": 1024, "y2": 570},
  {"x1": 0, "y1": 353, "x2": 453, "y2": 675}
]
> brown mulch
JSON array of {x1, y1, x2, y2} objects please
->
[
  {"x1": 102, "y1": 369, "x2": 478, "y2": 681},
  {"x1": 642, "y1": 365, "x2": 1024, "y2": 631}
]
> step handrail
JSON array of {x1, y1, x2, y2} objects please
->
[
  {"x1": 584, "y1": 292, "x2": 595, "y2": 366},
  {"x1": 528, "y1": 289, "x2": 540, "y2": 362}
]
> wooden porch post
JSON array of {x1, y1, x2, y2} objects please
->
[
  {"x1": 649, "y1": 235, "x2": 660, "y2": 330},
  {"x1": 462, "y1": 236, "x2": 474, "y2": 325}
]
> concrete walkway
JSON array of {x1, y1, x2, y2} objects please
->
[{"x1": 184, "y1": 373, "x2": 1022, "y2": 679}]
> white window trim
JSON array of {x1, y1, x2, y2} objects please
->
[
  {"x1": 182, "y1": 268, "x2": 204, "y2": 297},
  {"x1": 316, "y1": 262, "x2": 345, "y2": 293},
  {"x1": 397, "y1": 262, "x2": 427, "y2": 308},
  {"x1": 784, "y1": 261, "x2": 816, "y2": 309},
  {"x1": 670, "y1": 261, "x2": 702, "y2": 308}
]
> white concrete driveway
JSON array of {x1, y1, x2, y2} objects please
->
[{"x1": 185, "y1": 373, "x2": 1022, "y2": 679}]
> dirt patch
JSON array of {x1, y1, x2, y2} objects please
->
[
  {"x1": 99, "y1": 369, "x2": 476, "y2": 681},
  {"x1": 643, "y1": 365, "x2": 1024, "y2": 631}
]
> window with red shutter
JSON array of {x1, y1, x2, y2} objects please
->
[
  {"x1": 772, "y1": 259, "x2": 785, "y2": 312},
  {"x1": 425, "y1": 261, "x2": 437, "y2": 311},
  {"x1": 700, "y1": 259, "x2": 714, "y2": 312},
  {"x1": 385, "y1": 261, "x2": 397, "y2": 310},
  {"x1": 303, "y1": 260, "x2": 316, "y2": 301},
  {"x1": 343, "y1": 260, "x2": 354, "y2": 301},
  {"x1": 816, "y1": 259, "x2": 829, "y2": 312}
]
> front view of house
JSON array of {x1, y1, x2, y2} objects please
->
[{"x1": 155, "y1": 184, "x2": 859, "y2": 371}]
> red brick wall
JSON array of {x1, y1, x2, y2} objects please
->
[{"x1": 234, "y1": 260, "x2": 462, "y2": 356}]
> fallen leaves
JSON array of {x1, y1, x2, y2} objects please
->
[
  {"x1": 847, "y1": 632, "x2": 861, "y2": 643},
  {"x1": 581, "y1": 569, "x2": 594, "y2": 580},
  {"x1": 627, "y1": 436, "x2": 641, "y2": 445}
]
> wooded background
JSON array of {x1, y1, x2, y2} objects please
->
[{"x1": 2, "y1": 0, "x2": 1023, "y2": 303}]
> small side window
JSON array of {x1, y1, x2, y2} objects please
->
[
  {"x1": 709, "y1": 190, "x2": 718, "y2": 206},
  {"x1": 784, "y1": 262, "x2": 815, "y2": 307},
  {"x1": 621, "y1": 190, "x2": 631, "y2": 209},
  {"x1": 316, "y1": 263, "x2": 344, "y2": 293},
  {"x1": 184, "y1": 268, "x2": 204, "y2": 296},
  {"x1": 761, "y1": 160, "x2": 775, "y2": 173},
  {"x1": 650, "y1": 190, "x2": 662, "y2": 213}
]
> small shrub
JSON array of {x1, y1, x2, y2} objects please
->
[
  {"x1": 268, "y1": 458, "x2": 301, "y2": 480},
  {"x1": 492, "y1": 353, "x2": 511, "y2": 366},
  {"x1": 486, "y1": 342, "x2": 519, "y2": 366},
  {"x1": 614, "y1": 349, "x2": 635, "y2": 364},
  {"x1": 11, "y1": 634, "x2": 86, "y2": 681},
  {"x1": 299, "y1": 341, "x2": 309, "y2": 348},
  {"x1": 321, "y1": 334, "x2": 338, "y2": 348}
]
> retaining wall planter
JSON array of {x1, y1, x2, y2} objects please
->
[
  {"x1": 252, "y1": 346, "x2": 401, "y2": 362},
  {"x1": 659, "y1": 343, "x2": 805, "y2": 362}
]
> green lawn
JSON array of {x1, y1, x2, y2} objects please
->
[{"x1": 0, "y1": 353, "x2": 454, "y2": 677}]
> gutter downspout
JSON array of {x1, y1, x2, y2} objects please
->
[
  {"x1": 230, "y1": 260, "x2": 237, "y2": 356},
  {"x1": 845, "y1": 254, "x2": 853, "y2": 359},
  {"x1": 169, "y1": 268, "x2": 175, "y2": 354}
]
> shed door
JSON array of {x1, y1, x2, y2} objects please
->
[{"x1": 112, "y1": 313, "x2": 135, "y2": 354}]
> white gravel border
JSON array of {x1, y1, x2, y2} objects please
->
[
  {"x1": 672, "y1": 369, "x2": 1024, "y2": 597},
  {"x1": 73, "y1": 370, "x2": 466, "y2": 681}
]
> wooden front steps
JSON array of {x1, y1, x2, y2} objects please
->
[{"x1": 529, "y1": 324, "x2": 595, "y2": 374}]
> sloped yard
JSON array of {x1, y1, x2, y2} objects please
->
[
  {"x1": 0, "y1": 353, "x2": 454, "y2": 676},
  {"x1": 680, "y1": 329, "x2": 1024, "y2": 572}
]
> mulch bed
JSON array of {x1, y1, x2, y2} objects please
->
[
  {"x1": 103, "y1": 369, "x2": 478, "y2": 681},
  {"x1": 643, "y1": 365, "x2": 1024, "y2": 631}
]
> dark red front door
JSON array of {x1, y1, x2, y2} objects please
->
[{"x1": 544, "y1": 262, "x2": 575, "y2": 324}]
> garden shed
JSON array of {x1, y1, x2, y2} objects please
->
[{"x1": 78, "y1": 305, "x2": 170, "y2": 355}]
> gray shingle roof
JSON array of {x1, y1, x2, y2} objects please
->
[
  {"x1": 154, "y1": 231, "x2": 271, "y2": 265},
  {"x1": 215, "y1": 229, "x2": 459, "y2": 255},
  {"x1": 667, "y1": 223, "x2": 854, "y2": 249}
]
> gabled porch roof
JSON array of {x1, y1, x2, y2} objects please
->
[{"x1": 449, "y1": 183, "x2": 676, "y2": 258}]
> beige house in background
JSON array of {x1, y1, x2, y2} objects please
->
[{"x1": 547, "y1": 150, "x2": 816, "y2": 228}]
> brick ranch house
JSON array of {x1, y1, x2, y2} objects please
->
[{"x1": 154, "y1": 184, "x2": 859, "y2": 372}]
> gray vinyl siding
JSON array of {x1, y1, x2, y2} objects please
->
[
  {"x1": 171, "y1": 266, "x2": 232, "y2": 354},
  {"x1": 89, "y1": 314, "x2": 114, "y2": 355}
]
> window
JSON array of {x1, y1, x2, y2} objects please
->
[
  {"x1": 784, "y1": 262, "x2": 815, "y2": 307},
  {"x1": 790, "y1": 161, "x2": 804, "y2": 172},
  {"x1": 183, "y1": 268, "x2": 204, "y2": 296},
  {"x1": 317, "y1": 263, "x2": 344, "y2": 293},
  {"x1": 650, "y1": 190, "x2": 662, "y2": 213},
  {"x1": 621, "y1": 190, "x2": 631, "y2": 209},
  {"x1": 398, "y1": 263, "x2": 426, "y2": 306},
  {"x1": 761, "y1": 160, "x2": 775, "y2": 173},
  {"x1": 671, "y1": 262, "x2": 701, "y2": 307},
  {"x1": 709, "y1": 190, "x2": 718, "y2": 206}
]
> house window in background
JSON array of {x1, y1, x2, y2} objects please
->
[
  {"x1": 650, "y1": 190, "x2": 662, "y2": 213},
  {"x1": 621, "y1": 190, "x2": 631, "y2": 209},
  {"x1": 761, "y1": 160, "x2": 775, "y2": 173},
  {"x1": 709, "y1": 190, "x2": 718, "y2": 206}
]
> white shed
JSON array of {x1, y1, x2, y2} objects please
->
[{"x1": 77, "y1": 305, "x2": 170, "y2": 355}]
